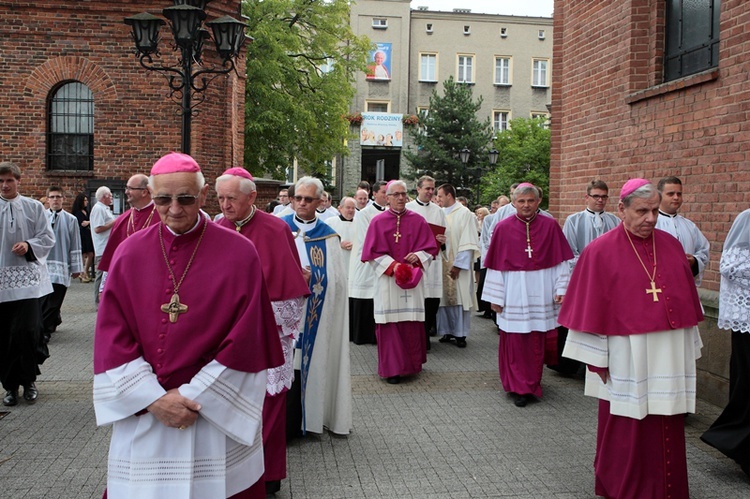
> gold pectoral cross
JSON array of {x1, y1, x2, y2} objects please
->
[
  {"x1": 394, "y1": 231, "x2": 401, "y2": 243},
  {"x1": 161, "y1": 293, "x2": 188, "y2": 323},
  {"x1": 645, "y1": 281, "x2": 662, "y2": 302}
]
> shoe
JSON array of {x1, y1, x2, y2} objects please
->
[
  {"x1": 513, "y1": 394, "x2": 528, "y2": 407},
  {"x1": 23, "y1": 383, "x2": 38, "y2": 404},
  {"x1": 3, "y1": 390, "x2": 18, "y2": 406},
  {"x1": 80, "y1": 275, "x2": 92, "y2": 283},
  {"x1": 386, "y1": 376, "x2": 401, "y2": 385},
  {"x1": 455, "y1": 337, "x2": 467, "y2": 348},
  {"x1": 428, "y1": 327, "x2": 437, "y2": 337},
  {"x1": 265, "y1": 480, "x2": 281, "y2": 495},
  {"x1": 439, "y1": 334, "x2": 454, "y2": 343}
]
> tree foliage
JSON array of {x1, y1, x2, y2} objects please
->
[
  {"x1": 403, "y1": 77, "x2": 494, "y2": 200},
  {"x1": 242, "y1": 0, "x2": 370, "y2": 180},
  {"x1": 480, "y1": 116, "x2": 551, "y2": 207}
]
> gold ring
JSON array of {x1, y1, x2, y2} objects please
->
[{"x1": 178, "y1": 425, "x2": 186, "y2": 430}]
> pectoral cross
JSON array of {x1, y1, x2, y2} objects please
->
[
  {"x1": 401, "y1": 290, "x2": 411, "y2": 303},
  {"x1": 161, "y1": 293, "x2": 188, "y2": 323},
  {"x1": 525, "y1": 245, "x2": 533, "y2": 258},
  {"x1": 645, "y1": 281, "x2": 662, "y2": 302},
  {"x1": 394, "y1": 230, "x2": 401, "y2": 243}
]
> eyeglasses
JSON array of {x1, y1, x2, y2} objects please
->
[
  {"x1": 388, "y1": 192, "x2": 408, "y2": 198},
  {"x1": 153, "y1": 195, "x2": 200, "y2": 206},
  {"x1": 125, "y1": 186, "x2": 147, "y2": 191},
  {"x1": 293, "y1": 195, "x2": 318, "y2": 203},
  {"x1": 588, "y1": 194, "x2": 609, "y2": 200}
]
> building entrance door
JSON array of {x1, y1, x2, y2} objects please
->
[{"x1": 360, "y1": 148, "x2": 401, "y2": 185}]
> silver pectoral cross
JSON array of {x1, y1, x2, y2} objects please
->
[{"x1": 525, "y1": 245, "x2": 533, "y2": 258}]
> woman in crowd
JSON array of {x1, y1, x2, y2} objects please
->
[{"x1": 72, "y1": 193, "x2": 94, "y2": 282}]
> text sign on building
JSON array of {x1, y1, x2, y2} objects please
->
[{"x1": 360, "y1": 112, "x2": 403, "y2": 147}]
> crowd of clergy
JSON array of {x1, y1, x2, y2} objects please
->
[{"x1": 1, "y1": 152, "x2": 749, "y2": 498}]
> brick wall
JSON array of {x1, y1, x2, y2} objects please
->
[
  {"x1": 0, "y1": 1, "x2": 245, "y2": 214},
  {"x1": 551, "y1": 0, "x2": 748, "y2": 401}
]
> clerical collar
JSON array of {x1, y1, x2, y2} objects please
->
[
  {"x1": 373, "y1": 202, "x2": 385, "y2": 211},
  {"x1": 316, "y1": 208, "x2": 326, "y2": 214},
  {"x1": 443, "y1": 202, "x2": 459, "y2": 214},
  {"x1": 389, "y1": 208, "x2": 406, "y2": 216},
  {"x1": 586, "y1": 208, "x2": 604, "y2": 215},
  {"x1": 658, "y1": 210, "x2": 677, "y2": 218},
  {"x1": 415, "y1": 198, "x2": 430, "y2": 207},
  {"x1": 165, "y1": 216, "x2": 203, "y2": 236},
  {"x1": 135, "y1": 201, "x2": 155, "y2": 211},
  {"x1": 294, "y1": 215, "x2": 317, "y2": 225},
  {"x1": 339, "y1": 214, "x2": 353, "y2": 222},
  {"x1": 234, "y1": 205, "x2": 257, "y2": 231}
]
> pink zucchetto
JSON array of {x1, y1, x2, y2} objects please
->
[
  {"x1": 619, "y1": 178, "x2": 651, "y2": 200},
  {"x1": 222, "y1": 167, "x2": 254, "y2": 180},
  {"x1": 150, "y1": 152, "x2": 201, "y2": 175},
  {"x1": 516, "y1": 182, "x2": 536, "y2": 190}
]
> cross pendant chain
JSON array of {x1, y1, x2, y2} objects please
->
[
  {"x1": 525, "y1": 245, "x2": 533, "y2": 258},
  {"x1": 161, "y1": 293, "x2": 188, "y2": 323},
  {"x1": 645, "y1": 281, "x2": 662, "y2": 302},
  {"x1": 393, "y1": 213, "x2": 402, "y2": 243},
  {"x1": 394, "y1": 231, "x2": 401, "y2": 243}
]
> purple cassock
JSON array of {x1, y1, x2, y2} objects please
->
[
  {"x1": 94, "y1": 219, "x2": 283, "y2": 388},
  {"x1": 361, "y1": 209, "x2": 439, "y2": 378},
  {"x1": 97, "y1": 205, "x2": 160, "y2": 272}
]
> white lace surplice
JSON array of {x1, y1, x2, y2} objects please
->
[{"x1": 267, "y1": 297, "x2": 305, "y2": 395}]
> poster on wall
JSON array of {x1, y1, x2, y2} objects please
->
[
  {"x1": 360, "y1": 112, "x2": 403, "y2": 147},
  {"x1": 366, "y1": 43, "x2": 392, "y2": 80}
]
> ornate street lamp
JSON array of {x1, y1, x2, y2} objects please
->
[
  {"x1": 124, "y1": 1, "x2": 251, "y2": 154},
  {"x1": 489, "y1": 148, "x2": 499, "y2": 167},
  {"x1": 459, "y1": 148, "x2": 471, "y2": 165}
]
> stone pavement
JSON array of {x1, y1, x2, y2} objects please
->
[{"x1": 0, "y1": 280, "x2": 748, "y2": 498}]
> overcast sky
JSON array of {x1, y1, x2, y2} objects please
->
[{"x1": 409, "y1": 0, "x2": 554, "y2": 17}]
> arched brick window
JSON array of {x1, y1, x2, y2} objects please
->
[{"x1": 47, "y1": 81, "x2": 94, "y2": 171}]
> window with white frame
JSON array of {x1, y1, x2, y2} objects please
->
[
  {"x1": 458, "y1": 54, "x2": 474, "y2": 83},
  {"x1": 420, "y1": 53, "x2": 437, "y2": 82},
  {"x1": 493, "y1": 111, "x2": 510, "y2": 132},
  {"x1": 532, "y1": 58, "x2": 549, "y2": 87},
  {"x1": 366, "y1": 101, "x2": 390, "y2": 113},
  {"x1": 494, "y1": 57, "x2": 511, "y2": 85},
  {"x1": 372, "y1": 18, "x2": 387, "y2": 29},
  {"x1": 531, "y1": 112, "x2": 551, "y2": 128}
]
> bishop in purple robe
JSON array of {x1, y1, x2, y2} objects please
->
[
  {"x1": 361, "y1": 180, "x2": 439, "y2": 384},
  {"x1": 93, "y1": 153, "x2": 283, "y2": 499}
]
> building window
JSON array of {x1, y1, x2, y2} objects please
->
[
  {"x1": 47, "y1": 81, "x2": 94, "y2": 171},
  {"x1": 426, "y1": 23, "x2": 433, "y2": 33},
  {"x1": 493, "y1": 111, "x2": 510, "y2": 132},
  {"x1": 420, "y1": 53, "x2": 437, "y2": 82},
  {"x1": 463, "y1": 25, "x2": 471, "y2": 35},
  {"x1": 538, "y1": 29, "x2": 546, "y2": 40},
  {"x1": 532, "y1": 58, "x2": 549, "y2": 87},
  {"x1": 500, "y1": 27, "x2": 508, "y2": 38},
  {"x1": 366, "y1": 101, "x2": 390, "y2": 113},
  {"x1": 372, "y1": 18, "x2": 387, "y2": 29},
  {"x1": 458, "y1": 55, "x2": 474, "y2": 83},
  {"x1": 531, "y1": 112, "x2": 551, "y2": 128},
  {"x1": 494, "y1": 57, "x2": 511, "y2": 85},
  {"x1": 664, "y1": 0, "x2": 720, "y2": 81}
]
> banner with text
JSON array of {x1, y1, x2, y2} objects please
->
[{"x1": 360, "y1": 112, "x2": 403, "y2": 147}]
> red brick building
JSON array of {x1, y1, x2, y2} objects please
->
[
  {"x1": 549, "y1": 0, "x2": 738, "y2": 403},
  {"x1": 0, "y1": 0, "x2": 247, "y2": 214}
]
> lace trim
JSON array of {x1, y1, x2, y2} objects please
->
[
  {"x1": 0, "y1": 265, "x2": 42, "y2": 290},
  {"x1": 719, "y1": 246, "x2": 750, "y2": 332}
]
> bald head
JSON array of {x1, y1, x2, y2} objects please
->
[{"x1": 126, "y1": 174, "x2": 152, "y2": 209}]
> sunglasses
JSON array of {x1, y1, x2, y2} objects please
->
[
  {"x1": 293, "y1": 195, "x2": 318, "y2": 203},
  {"x1": 152, "y1": 195, "x2": 200, "y2": 206}
]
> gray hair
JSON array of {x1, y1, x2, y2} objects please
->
[
  {"x1": 386, "y1": 180, "x2": 407, "y2": 194},
  {"x1": 621, "y1": 183, "x2": 660, "y2": 208},
  {"x1": 148, "y1": 172, "x2": 206, "y2": 191},
  {"x1": 295, "y1": 176, "x2": 324, "y2": 197},
  {"x1": 215, "y1": 174, "x2": 256, "y2": 195},
  {"x1": 95, "y1": 186, "x2": 111, "y2": 201},
  {"x1": 511, "y1": 184, "x2": 539, "y2": 201}
]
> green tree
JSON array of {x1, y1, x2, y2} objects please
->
[
  {"x1": 481, "y1": 116, "x2": 551, "y2": 207},
  {"x1": 242, "y1": 0, "x2": 370, "y2": 180},
  {"x1": 403, "y1": 76, "x2": 494, "y2": 200}
]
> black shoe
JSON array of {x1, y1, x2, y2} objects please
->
[
  {"x1": 513, "y1": 394, "x2": 528, "y2": 407},
  {"x1": 428, "y1": 327, "x2": 437, "y2": 337},
  {"x1": 23, "y1": 383, "x2": 38, "y2": 404},
  {"x1": 455, "y1": 337, "x2": 467, "y2": 348},
  {"x1": 265, "y1": 480, "x2": 281, "y2": 495},
  {"x1": 439, "y1": 334, "x2": 454, "y2": 343},
  {"x1": 386, "y1": 376, "x2": 401, "y2": 385},
  {"x1": 3, "y1": 390, "x2": 18, "y2": 407}
]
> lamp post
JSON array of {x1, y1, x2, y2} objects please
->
[{"x1": 124, "y1": 1, "x2": 250, "y2": 155}]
